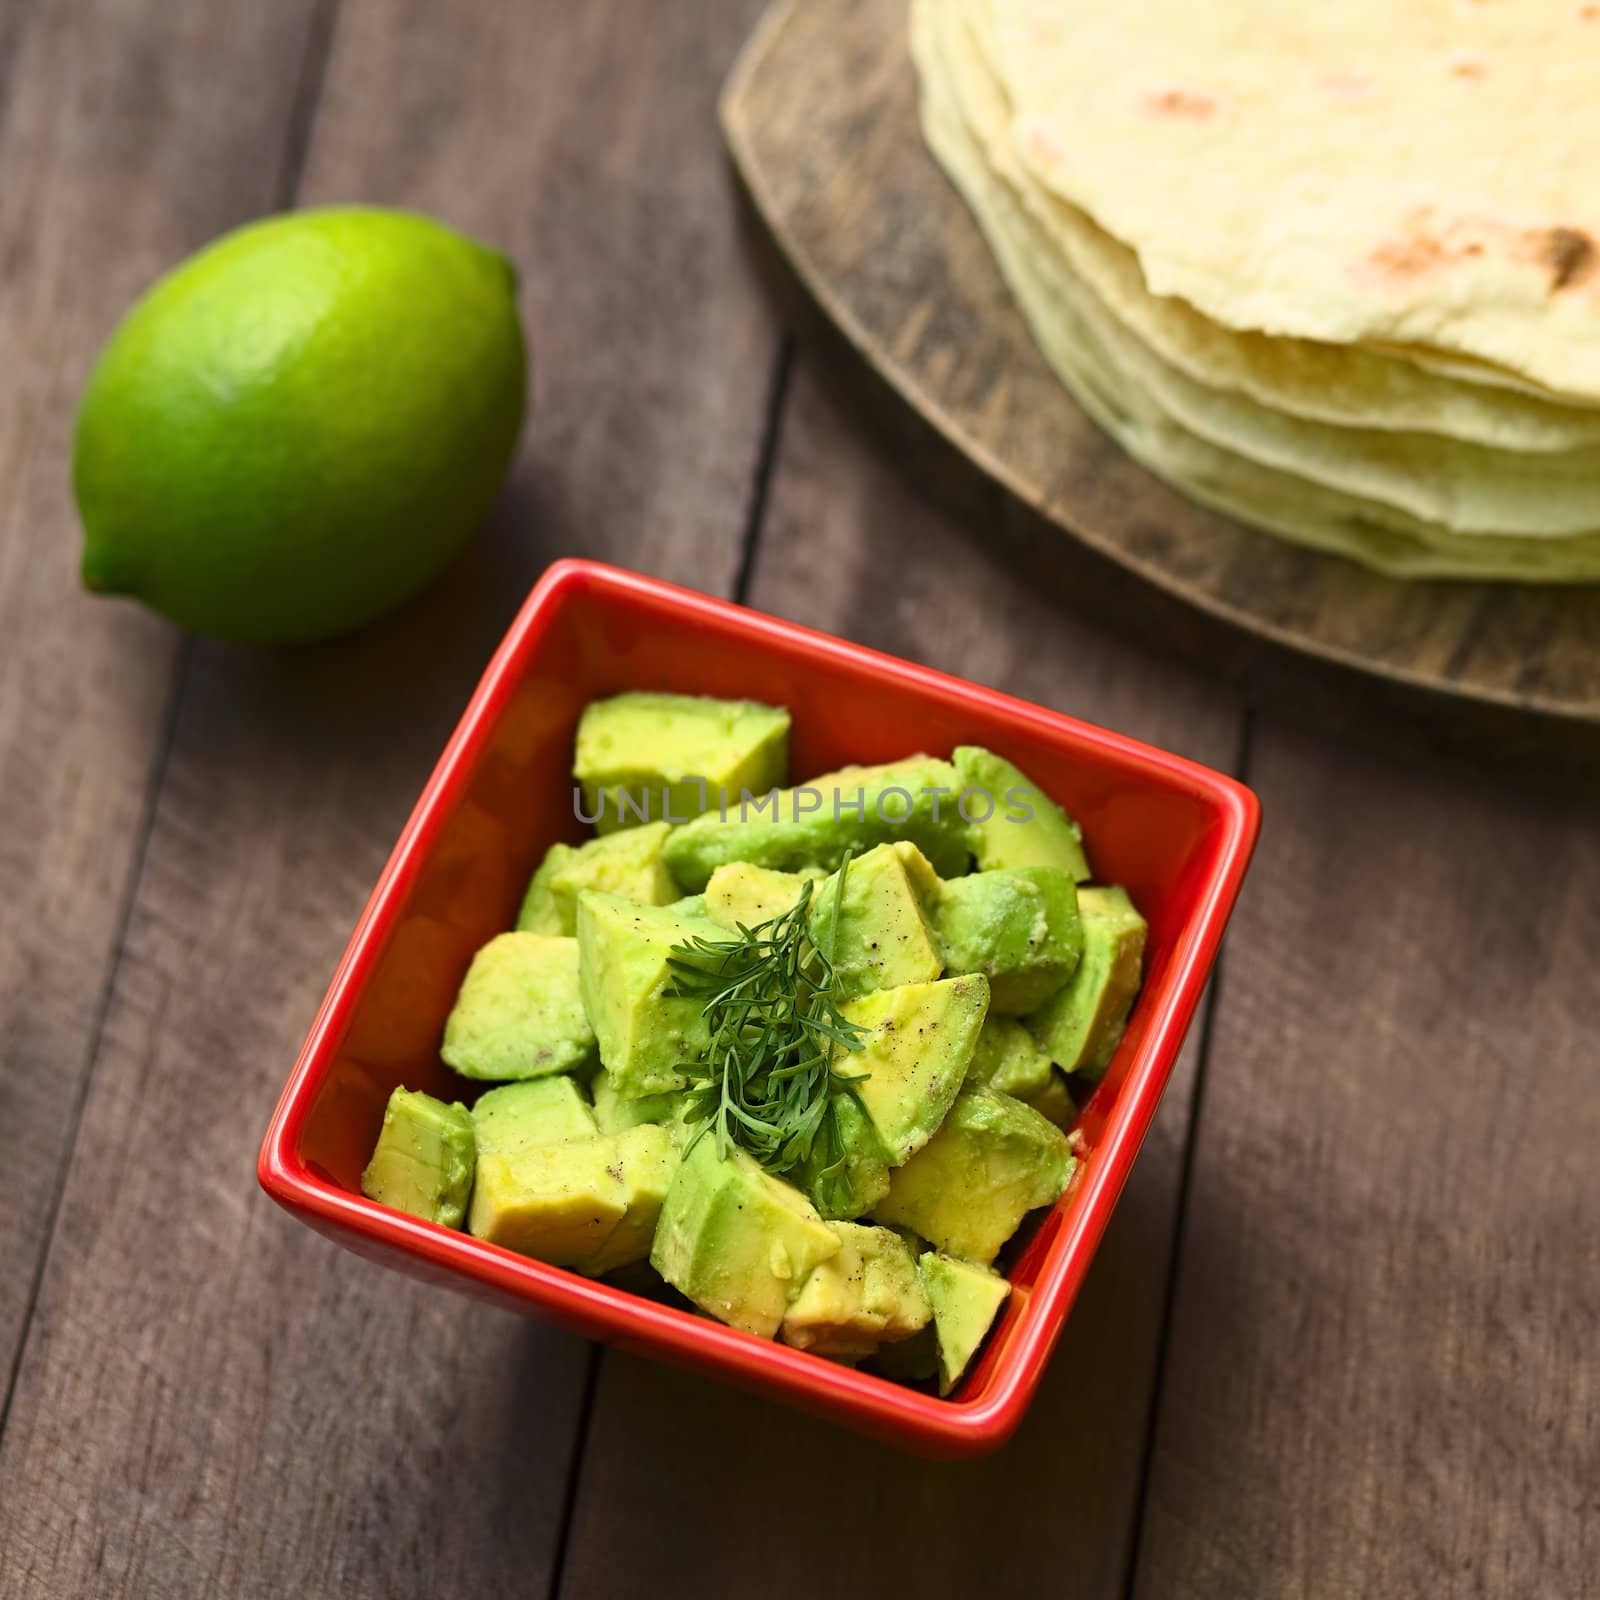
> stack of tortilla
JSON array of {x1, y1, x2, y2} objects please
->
[{"x1": 909, "y1": 0, "x2": 1600, "y2": 580}]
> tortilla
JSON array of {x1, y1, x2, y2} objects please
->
[
  {"x1": 988, "y1": 0, "x2": 1600, "y2": 402},
  {"x1": 911, "y1": 0, "x2": 1600, "y2": 580}
]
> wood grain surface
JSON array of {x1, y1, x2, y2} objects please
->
[
  {"x1": 0, "y1": 0, "x2": 330, "y2": 1407},
  {"x1": 1132, "y1": 729, "x2": 1600, "y2": 1600},
  {"x1": 721, "y1": 0, "x2": 1600, "y2": 760},
  {"x1": 0, "y1": 0, "x2": 777, "y2": 1593}
]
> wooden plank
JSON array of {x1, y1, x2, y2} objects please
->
[
  {"x1": 0, "y1": 0, "x2": 328, "y2": 1402},
  {"x1": 1131, "y1": 727, "x2": 1600, "y2": 1598},
  {"x1": 0, "y1": 1, "x2": 780, "y2": 1595},
  {"x1": 555, "y1": 351, "x2": 1244, "y2": 1600}
]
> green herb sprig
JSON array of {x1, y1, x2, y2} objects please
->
[{"x1": 668, "y1": 854, "x2": 869, "y2": 1191}]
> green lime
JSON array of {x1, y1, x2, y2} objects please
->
[{"x1": 73, "y1": 206, "x2": 527, "y2": 644}]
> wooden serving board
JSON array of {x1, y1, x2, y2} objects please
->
[{"x1": 722, "y1": 0, "x2": 1600, "y2": 764}]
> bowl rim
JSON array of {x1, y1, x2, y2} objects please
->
[{"x1": 258, "y1": 557, "x2": 1259, "y2": 1455}]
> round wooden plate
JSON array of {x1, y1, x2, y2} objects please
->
[{"x1": 722, "y1": 0, "x2": 1600, "y2": 759}]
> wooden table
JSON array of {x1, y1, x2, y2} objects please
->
[{"x1": 0, "y1": 3, "x2": 1592, "y2": 1595}]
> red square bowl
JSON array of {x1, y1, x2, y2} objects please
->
[{"x1": 258, "y1": 558, "x2": 1258, "y2": 1457}]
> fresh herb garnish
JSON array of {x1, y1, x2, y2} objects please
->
[{"x1": 667, "y1": 853, "x2": 869, "y2": 1194}]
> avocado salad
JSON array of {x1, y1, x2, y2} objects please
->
[{"x1": 361, "y1": 692, "x2": 1147, "y2": 1395}]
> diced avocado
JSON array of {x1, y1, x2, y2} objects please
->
[
  {"x1": 809, "y1": 842, "x2": 943, "y2": 1001},
  {"x1": 781, "y1": 1223, "x2": 931, "y2": 1360},
  {"x1": 1026, "y1": 885, "x2": 1147, "y2": 1081},
  {"x1": 661, "y1": 757, "x2": 972, "y2": 891},
  {"x1": 575, "y1": 692, "x2": 791, "y2": 834},
  {"x1": 890, "y1": 840, "x2": 942, "y2": 900},
  {"x1": 872, "y1": 1087, "x2": 1074, "y2": 1264},
  {"x1": 665, "y1": 894, "x2": 708, "y2": 918},
  {"x1": 441, "y1": 933, "x2": 596, "y2": 1081},
  {"x1": 472, "y1": 1077, "x2": 598, "y2": 1157},
  {"x1": 468, "y1": 1123, "x2": 672, "y2": 1271},
  {"x1": 360, "y1": 1087, "x2": 476, "y2": 1228},
  {"x1": 592, "y1": 1068, "x2": 687, "y2": 1136},
  {"x1": 838, "y1": 976, "x2": 989, "y2": 1165},
  {"x1": 952, "y1": 746, "x2": 1090, "y2": 883},
  {"x1": 650, "y1": 1136, "x2": 840, "y2": 1338},
  {"x1": 468, "y1": 1138, "x2": 626, "y2": 1264},
  {"x1": 794, "y1": 1090, "x2": 891, "y2": 1220},
  {"x1": 707, "y1": 856, "x2": 950, "y2": 1003},
  {"x1": 965, "y1": 1015, "x2": 1056, "y2": 1100},
  {"x1": 516, "y1": 823, "x2": 678, "y2": 935},
  {"x1": 573, "y1": 1124, "x2": 679, "y2": 1276},
  {"x1": 514, "y1": 846, "x2": 569, "y2": 935},
  {"x1": 934, "y1": 866, "x2": 1082, "y2": 1013},
  {"x1": 1021, "y1": 1070, "x2": 1077, "y2": 1130},
  {"x1": 575, "y1": 893, "x2": 725, "y2": 1099},
  {"x1": 919, "y1": 1252, "x2": 1011, "y2": 1395},
  {"x1": 703, "y1": 862, "x2": 810, "y2": 930}
]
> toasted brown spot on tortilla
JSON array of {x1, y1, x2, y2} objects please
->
[
  {"x1": 1368, "y1": 209, "x2": 1599, "y2": 292},
  {"x1": 1539, "y1": 227, "x2": 1597, "y2": 289},
  {"x1": 1448, "y1": 56, "x2": 1487, "y2": 79},
  {"x1": 1368, "y1": 226, "x2": 1448, "y2": 278},
  {"x1": 1142, "y1": 87, "x2": 1218, "y2": 120},
  {"x1": 1582, "y1": 3, "x2": 1599, "y2": 19}
]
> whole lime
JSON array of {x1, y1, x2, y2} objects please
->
[{"x1": 73, "y1": 206, "x2": 528, "y2": 644}]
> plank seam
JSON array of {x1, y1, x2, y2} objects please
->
[
  {"x1": 545, "y1": 1342, "x2": 605, "y2": 1600},
  {"x1": 733, "y1": 335, "x2": 795, "y2": 604},
  {"x1": 1118, "y1": 704, "x2": 1256, "y2": 1600},
  {"x1": 0, "y1": 635, "x2": 193, "y2": 1441},
  {"x1": 272, "y1": 0, "x2": 342, "y2": 212}
]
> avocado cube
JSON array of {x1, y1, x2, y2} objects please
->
[
  {"x1": 703, "y1": 862, "x2": 811, "y2": 931},
  {"x1": 838, "y1": 975, "x2": 989, "y2": 1166},
  {"x1": 468, "y1": 1123, "x2": 672, "y2": 1270},
  {"x1": 514, "y1": 845, "x2": 571, "y2": 935},
  {"x1": 809, "y1": 842, "x2": 943, "y2": 1001},
  {"x1": 965, "y1": 1016, "x2": 1055, "y2": 1100},
  {"x1": 468, "y1": 1138, "x2": 623, "y2": 1263},
  {"x1": 919, "y1": 1252, "x2": 1011, "y2": 1395},
  {"x1": 872, "y1": 1087, "x2": 1074, "y2": 1264},
  {"x1": 575, "y1": 893, "x2": 726, "y2": 1099},
  {"x1": 516, "y1": 822, "x2": 679, "y2": 935},
  {"x1": 934, "y1": 866, "x2": 1082, "y2": 1013},
  {"x1": 889, "y1": 839, "x2": 943, "y2": 898},
  {"x1": 794, "y1": 1090, "x2": 892, "y2": 1220},
  {"x1": 650, "y1": 1137, "x2": 840, "y2": 1338},
  {"x1": 572, "y1": 1124, "x2": 679, "y2": 1276},
  {"x1": 1020, "y1": 1070, "x2": 1077, "y2": 1130},
  {"x1": 665, "y1": 894, "x2": 708, "y2": 918},
  {"x1": 1025, "y1": 885, "x2": 1147, "y2": 1081},
  {"x1": 441, "y1": 933, "x2": 596, "y2": 1081},
  {"x1": 591, "y1": 1067, "x2": 687, "y2": 1137},
  {"x1": 970, "y1": 1025, "x2": 1079, "y2": 1129},
  {"x1": 360, "y1": 1086, "x2": 476, "y2": 1228},
  {"x1": 661, "y1": 757, "x2": 972, "y2": 891},
  {"x1": 575, "y1": 692, "x2": 791, "y2": 834},
  {"x1": 781, "y1": 1222, "x2": 931, "y2": 1360},
  {"x1": 952, "y1": 746, "x2": 1090, "y2": 883},
  {"x1": 472, "y1": 1076, "x2": 598, "y2": 1157}
]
